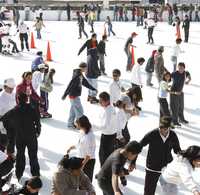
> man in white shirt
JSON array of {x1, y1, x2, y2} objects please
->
[
  {"x1": 171, "y1": 38, "x2": 182, "y2": 72},
  {"x1": 98, "y1": 92, "x2": 117, "y2": 167},
  {"x1": 109, "y1": 69, "x2": 125, "y2": 105},
  {"x1": 18, "y1": 21, "x2": 29, "y2": 51},
  {"x1": 0, "y1": 78, "x2": 16, "y2": 155}
]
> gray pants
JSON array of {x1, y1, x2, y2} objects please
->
[
  {"x1": 87, "y1": 78, "x2": 98, "y2": 97},
  {"x1": 170, "y1": 93, "x2": 185, "y2": 124},
  {"x1": 160, "y1": 176, "x2": 178, "y2": 195},
  {"x1": 98, "y1": 53, "x2": 105, "y2": 73},
  {"x1": 68, "y1": 97, "x2": 83, "y2": 127},
  {"x1": 146, "y1": 72, "x2": 153, "y2": 85},
  {"x1": 171, "y1": 56, "x2": 177, "y2": 72}
]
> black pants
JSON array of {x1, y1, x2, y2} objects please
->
[
  {"x1": 67, "y1": 12, "x2": 71, "y2": 21},
  {"x1": 19, "y1": 33, "x2": 29, "y2": 50},
  {"x1": 99, "y1": 133, "x2": 116, "y2": 167},
  {"x1": 15, "y1": 137, "x2": 40, "y2": 179},
  {"x1": 79, "y1": 25, "x2": 88, "y2": 38},
  {"x1": 0, "y1": 37, "x2": 2, "y2": 52},
  {"x1": 170, "y1": 93, "x2": 185, "y2": 124},
  {"x1": 9, "y1": 39, "x2": 19, "y2": 53},
  {"x1": 159, "y1": 98, "x2": 170, "y2": 118},
  {"x1": 6, "y1": 126, "x2": 16, "y2": 154},
  {"x1": 148, "y1": 27, "x2": 154, "y2": 43},
  {"x1": 82, "y1": 159, "x2": 95, "y2": 182},
  {"x1": 98, "y1": 178, "x2": 114, "y2": 195},
  {"x1": 184, "y1": 28, "x2": 189, "y2": 42},
  {"x1": 144, "y1": 169, "x2": 161, "y2": 195},
  {"x1": 0, "y1": 159, "x2": 13, "y2": 190}
]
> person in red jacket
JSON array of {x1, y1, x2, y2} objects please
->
[{"x1": 16, "y1": 71, "x2": 41, "y2": 115}]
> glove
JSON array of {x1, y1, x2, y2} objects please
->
[{"x1": 61, "y1": 95, "x2": 66, "y2": 100}]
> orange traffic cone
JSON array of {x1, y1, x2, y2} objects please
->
[
  {"x1": 46, "y1": 41, "x2": 52, "y2": 61},
  {"x1": 103, "y1": 25, "x2": 107, "y2": 36},
  {"x1": 30, "y1": 32, "x2": 36, "y2": 49}
]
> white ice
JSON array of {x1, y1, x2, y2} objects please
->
[{"x1": 0, "y1": 20, "x2": 200, "y2": 195}]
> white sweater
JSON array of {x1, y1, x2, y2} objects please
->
[
  {"x1": 162, "y1": 156, "x2": 199, "y2": 193},
  {"x1": 116, "y1": 108, "x2": 127, "y2": 139},
  {"x1": 131, "y1": 63, "x2": 142, "y2": 86},
  {"x1": 171, "y1": 44, "x2": 181, "y2": 57},
  {"x1": 32, "y1": 71, "x2": 43, "y2": 92},
  {"x1": 109, "y1": 80, "x2": 122, "y2": 104}
]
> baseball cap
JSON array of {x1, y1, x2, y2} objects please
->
[
  {"x1": 38, "y1": 64, "x2": 46, "y2": 69},
  {"x1": 4, "y1": 78, "x2": 16, "y2": 88},
  {"x1": 132, "y1": 32, "x2": 138, "y2": 36}
]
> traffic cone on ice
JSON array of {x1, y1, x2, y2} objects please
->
[
  {"x1": 30, "y1": 32, "x2": 36, "y2": 49},
  {"x1": 46, "y1": 41, "x2": 52, "y2": 61},
  {"x1": 103, "y1": 25, "x2": 107, "y2": 36}
]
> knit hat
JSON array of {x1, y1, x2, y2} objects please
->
[
  {"x1": 159, "y1": 116, "x2": 172, "y2": 128},
  {"x1": 4, "y1": 78, "x2": 16, "y2": 88},
  {"x1": 38, "y1": 64, "x2": 46, "y2": 69},
  {"x1": 158, "y1": 46, "x2": 164, "y2": 52}
]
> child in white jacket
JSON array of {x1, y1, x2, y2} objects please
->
[{"x1": 161, "y1": 145, "x2": 200, "y2": 195}]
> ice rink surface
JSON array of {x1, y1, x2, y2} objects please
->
[{"x1": 0, "y1": 20, "x2": 200, "y2": 194}]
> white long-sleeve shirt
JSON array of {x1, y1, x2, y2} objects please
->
[
  {"x1": 158, "y1": 81, "x2": 169, "y2": 98},
  {"x1": 171, "y1": 44, "x2": 181, "y2": 57},
  {"x1": 32, "y1": 71, "x2": 43, "y2": 92},
  {"x1": 18, "y1": 23, "x2": 29, "y2": 34},
  {"x1": 131, "y1": 63, "x2": 142, "y2": 86},
  {"x1": 116, "y1": 108, "x2": 127, "y2": 139},
  {"x1": 100, "y1": 105, "x2": 117, "y2": 135},
  {"x1": 76, "y1": 130, "x2": 96, "y2": 159},
  {"x1": 0, "y1": 91, "x2": 16, "y2": 116},
  {"x1": 162, "y1": 156, "x2": 199, "y2": 193},
  {"x1": 109, "y1": 80, "x2": 122, "y2": 104}
]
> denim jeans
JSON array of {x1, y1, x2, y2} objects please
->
[
  {"x1": 108, "y1": 24, "x2": 115, "y2": 36},
  {"x1": 160, "y1": 175, "x2": 178, "y2": 195},
  {"x1": 68, "y1": 97, "x2": 84, "y2": 127},
  {"x1": 87, "y1": 78, "x2": 97, "y2": 97},
  {"x1": 36, "y1": 29, "x2": 41, "y2": 39}
]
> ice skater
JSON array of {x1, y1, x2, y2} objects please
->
[
  {"x1": 76, "y1": 11, "x2": 88, "y2": 39},
  {"x1": 18, "y1": 21, "x2": 30, "y2": 51},
  {"x1": 33, "y1": 17, "x2": 45, "y2": 39},
  {"x1": 105, "y1": 16, "x2": 116, "y2": 36}
]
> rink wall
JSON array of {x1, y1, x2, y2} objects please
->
[{"x1": 19, "y1": 9, "x2": 195, "y2": 22}]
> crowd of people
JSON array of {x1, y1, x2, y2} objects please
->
[{"x1": 0, "y1": 2, "x2": 200, "y2": 195}]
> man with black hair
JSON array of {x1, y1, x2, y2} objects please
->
[
  {"x1": 140, "y1": 116, "x2": 181, "y2": 195},
  {"x1": 1, "y1": 93, "x2": 41, "y2": 181},
  {"x1": 97, "y1": 141, "x2": 142, "y2": 195},
  {"x1": 31, "y1": 51, "x2": 47, "y2": 72},
  {"x1": 76, "y1": 11, "x2": 88, "y2": 39},
  {"x1": 98, "y1": 92, "x2": 118, "y2": 167},
  {"x1": 170, "y1": 62, "x2": 191, "y2": 127},
  {"x1": 182, "y1": 15, "x2": 190, "y2": 43},
  {"x1": 97, "y1": 35, "x2": 107, "y2": 75},
  {"x1": 62, "y1": 62, "x2": 97, "y2": 128},
  {"x1": 10, "y1": 176, "x2": 42, "y2": 195}
]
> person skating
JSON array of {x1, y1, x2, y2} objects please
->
[
  {"x1": 76, "y1": 11, "x2": 88, "y2": 39},
  {"x1": 145, "y1": 50, "x2": 156, "y2": 86},
  {"x1": 62, "y1": 62, "x2": 97, "y2": 129},
  {"x1": 66, "y1": 3, "x2": 71, "y2": 21},
  {"x1": 88, "y1": 10, "x2": 95, "y2": 33},
  {"x1": 40, "y1": 68, "x2": 56, "y2": 118},
  {"x1": 182, "y1": 15, "x2": 190, "y2": 43},
  {"x1": 154, "y1": 46, "x2": 168, "y2": 83},
  {"x1": 78, "y1": 33, "x2": 100, "y2": 104},
  {"x1": 96, "y1": 141, "x2": 142, "y2": 195},
  {"x1": 158, "y1": 72, "x2": 172, "y2": 118},
  {"x1": 98, "y1": 92, "x2": 118, "y2": 167},
  {"x1": 124, "y1": 32, "x2": 138, "y2": 72},
  {"x1": 170, "y1": 62, "x2": 191, "y2": 127},
  {"x1": 31, "y1": 51, "x2": 48, "y2": 72},
  {"x1": 33, "y1": 17, "x2": 45, "y2": 40},
  {"x1": 161, "y1": 145, "x2": 200, "y2": 195},
  {"x1": 140, "y1": 116, "x2": 181, "y2": 195},
  {"x1": 2, "y1": 93, "x2": 41, "y2": 181},
  {"x1": 105, "y1": 16, "x2": 116, "y2": 36},
  {"x1": 97, "y1": 35, "x2": 107, "y2": 75},
  {"x1": 67, "y1": 115, "x2": 96, "y2": 182},
  {"x1": 147, "y1": 15, "x2": 155, "y2": 44},
  {"x1": 109, "y1": 69, "x2": 125, "y2": 105},
  {"x1": 18, "y1": 21, "x2": 30, "y2": 51},
  {"x1": 52, "y1": 156, "x2": 95, "y2": 195},
  {"x1": 0, "y1": 78, "x2": 16, "y2": 157}
]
